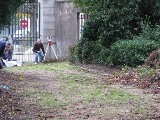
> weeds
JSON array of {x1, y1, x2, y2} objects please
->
[{"x1": 3, "y1": 62, "x2": 157, "y2": 119}]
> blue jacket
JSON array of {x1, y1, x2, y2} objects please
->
[{"x1": 0, "y1": 40, "x2": 6, "y2": 57}]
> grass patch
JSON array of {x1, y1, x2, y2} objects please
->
[
  {"x1": 4, "y1": 62, "x2": 74, "y2": 72},
  {"x1": 51, "y1": 73, "x2": 142, "y2": 108},
  {"x1": 5, "y1": 62, "x2": 151, "y2": 118},
  {"x1": 21, "y1": 89, "x2": 65, "y2": 108},
  {"x1": 64, "y1": 74, "x2": 94, "y2": 85},
  {"x1": 55, "y1": 73, "x2": 140, "y2": 105},
  {"x1": 33, "y1": 92, "x2": 64, "y2": 108},
  {"x1": 139, "y1": 66, "x2": 156, "y2": 78},
  {"x1": 104, "y1": 88, "x2": 140, "y2": 105}
]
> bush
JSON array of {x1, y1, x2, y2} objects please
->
[
  {"x1": 75, "y1": 38, "x2": 110, "y2": 64},
  {"x1": 107, "y1": 22, "x2": 160, "y2": 67},
  {"x1": 73, "y1": 20, "x2": 160, "y2": 66},
  {"x1": 137, "y1": 21, "x2": 160, "y2": 42},
  {"x1": 69, "y1": 45, "x2": 77, "y2": 63},
  {"x1": 108, "y1": 39, "x2": 159, "y2": 67}
]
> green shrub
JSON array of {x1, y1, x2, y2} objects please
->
[
  {"x1": 108, "y1": 39, "x2": 159, "y2": 67},
  {"x1": 76, "y1": 38, "x2": 110, "y2": 64},
  {"x1": 107, "y1": 22, "x2": 160, "y2": 67},
  {"x1": 81, "y1": 15, "x2": 134, "y2": 48},
  {"x1": 69, "y1": 45, "x2": 77, "y2": 63},
  {"x1": 74, "y1": 19, "x2": 160, "y2": 66},
  {"x1": 136, "y1": 21, "x2": 160, "y2": 42}
]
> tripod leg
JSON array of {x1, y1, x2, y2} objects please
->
[
  {"x1": 43, "y1": 45, "x2": 49, "y2": 61},
  {"x1": 51, "y1": 45, "x2": 58, "y2": 60}
]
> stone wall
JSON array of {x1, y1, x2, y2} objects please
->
[{"x1": 39, "y1": 0, "x2": 80, "y2": 60}]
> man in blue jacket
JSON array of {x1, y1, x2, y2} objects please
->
[{"x1": 0, "y1": 40, "x2": 11, "y2": 69}]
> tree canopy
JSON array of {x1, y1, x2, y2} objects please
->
[
  {"x1": 72, "y1": 0, "x2": 160, "y2": 26},
  {"x1": 72, "y1": 0, "x2": 160, "y2": 46}
]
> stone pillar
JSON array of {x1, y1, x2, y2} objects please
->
[
  {"x1": 55, "y1": 1, "x2": 80, "y2": 59},
  {"x1": 39, "y1": 0, "x2": 56, "y2": 60},
  {"x1": 39, "y1": 0, "x2": 80, "y2": 60}
]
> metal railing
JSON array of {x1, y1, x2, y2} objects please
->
[
  {"x1": 0, "y1": 0, "x2": 40, "y2": 63},
  {"x1": 78, "y1": 13, "x2": 89, "y2": 39}
]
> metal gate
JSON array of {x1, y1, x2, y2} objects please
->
[
  {"x1": 1, "y1": 0, "x2": 40, "y2": 63},
  {"x1": 78, "y1": 13, "x2": 89, "y2": 39}
]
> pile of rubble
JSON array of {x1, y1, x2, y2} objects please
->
[{"x1": 145, "y1": 49, "x2": 160, "y2": 69}]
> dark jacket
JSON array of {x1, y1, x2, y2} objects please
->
[
  {"x1": 3, "y1": 49, "x2": 12, "y2": 60},
  {"x1": 33, "y1": 42, "x2": 45, "y2": 54},
  {"x1": 0, "y1": 40, "x2": 6, "y2": 57}
]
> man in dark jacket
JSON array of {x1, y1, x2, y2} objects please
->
[
  {"x1": 0, "y1": 41, "x2": 11, "y2": 69},
  {"x1": 33, "y1": 39, "x2": 45, "y2": 64}
]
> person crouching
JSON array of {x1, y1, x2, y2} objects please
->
[{"x1": 33, "y1": 39, "x2": 45, "y2": 64}]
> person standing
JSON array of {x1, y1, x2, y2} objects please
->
[{"x1": 33, "y1": 38, "x2": 45, "y2": 64}]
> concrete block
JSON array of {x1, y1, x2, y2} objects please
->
[
  {"x1": 42, "y1": 0, "x2": 54, "y2": 8},
  {"x1": 43, "y1": 8, "x2": 55, "y2": 15},
  {"x1": 43, "y1": 29, "x2": 55, "y2": 37},
  {"x1": 43, "y1": 17, "x2": 55, "y2": 22},
  {"x1": 43, "y1": 22, "x2": 55, "y2": 29}
]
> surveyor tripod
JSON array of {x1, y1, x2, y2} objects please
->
[{"x1": 43, "y1": 37, "x2": 58, "y2": 61}]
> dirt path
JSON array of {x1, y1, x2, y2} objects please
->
[{"x1": 0, "y1": 63, "x2": 160, "y2": 120}]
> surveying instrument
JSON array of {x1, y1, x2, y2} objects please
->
[{"x1": 43, "y1": 36, "x2": 58, "y2": 61}]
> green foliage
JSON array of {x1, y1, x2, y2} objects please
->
[
  {"x1": 76, "y1": 37, "x2": 110, "y2": 64},
  {"x1": 73, "y1": 18, "x2": 160, "y2": 66},
  {"x1": 108, "y1": 39, "x2": 159, "y2": 67},
  {"x1": 139, "y1": 0, "x2": 160, "y2": 25},
  {"x1": 138, "y1": 21, "x2": 160, "y2": 42},
  {"x1": 106, "y1": 22, "x2": 160, "y2": 67},
  {"x1": 74, "y1": 14, "x2": 133, "y2": 64},
  {"x1": 72, "y1": 0, "x2": 160, "y2": 36},
  {"x1": 139, "y1": 66, "x2": 156, "y2": 78},
  {"x1": 69, "y1": 45, "x2": 77, "y2": 63},
  {"x1": 72, "y1": 0, "x2": 140, "y2": 18},
  {"x1": 71, "y1": 0, "x2": 160, "y2": 67},
  {"x1": 72, "y1": 0, "x2": 160, "y2": 25}
]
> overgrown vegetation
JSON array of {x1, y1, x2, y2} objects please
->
[
  {"x1": 2, "y1": 62, "x2": 159, "y2": 119},
  {"x1": 70, "y1": 0, "x2": 160, "y2": 67},
  {"x1": 108, "y1": 39, "x2": 159, "y2": 67}
]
